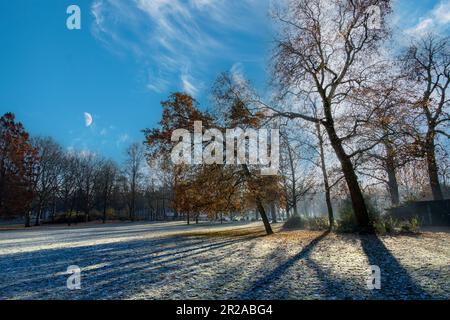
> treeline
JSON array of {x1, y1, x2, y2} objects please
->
[
  {"x1": 0, "y1": 113, "x2": 174, "y2": 227},
  {"x1": 1, "y1": 0, "x2": 449, "y2": 233}
]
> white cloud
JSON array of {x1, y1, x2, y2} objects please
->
[
  {"x1": 119, "y1": 133, "x2": 129, "y2": 142},
  {"x1": 433, "y1": 1, "x2": 450, "y2": 24},
  {"x1": 410, "y1": 18, "x2": 434, "y2": 35},
  {"x1": 405, "y1": 0, "x2": 450, "y2": 36},
  {"x1": 91, "y1": 0, "x2": 270, "y2": 95},
  {"x1": 230, "y1": 62, "x2": 246, "y2": 85},
  {"x1": 181, "y1": 73, "x2": 199, "y2": 96}
]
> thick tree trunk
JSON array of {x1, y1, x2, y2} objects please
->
[
  {"x1": 386, "y1": 162, "x2": 400, "y2": 206},
  {"x1": 293, "y1": 201, "x2": 299, "y2": 216},
  {"x1": 255, "y1": 197, "x2": 273, "y2": 235},
  {"x1": 325, "y1": 188, "x2": 334, "y2": 230},
  {"x1": 324, "y1": 123, "x2": 374, "y2": 233},
  {"x1": 383, "y1": 141, "x2": 400, "y2": 206},
  {"x1": 242, "y1": 164, "x2": 273, "y2": 235},
  {"x1": 316, "y1": 122, "x2": 334, "y2": 230},
  {"x1": 425, "y1": 137, "x2": 443, "y2": 201}
]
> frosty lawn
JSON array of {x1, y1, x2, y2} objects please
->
[{"x1": 0, "y1": 222, "x2": 448, "y2": 300}]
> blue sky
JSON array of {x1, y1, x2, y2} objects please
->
[{"x1": 0, "y1": 0, "x2": 449, "y2": 162}]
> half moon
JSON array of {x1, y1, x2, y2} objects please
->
[{"x1": 84, "y1": 112, "x2": 93, "y2": 127}]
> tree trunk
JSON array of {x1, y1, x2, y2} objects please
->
[
  {"x1": 102, "y1": 203, "x2": 107, "y2": 224},
  {"x1": 25, "y1": 211, "x2": 31, "y2": 228},
  {"x1": 271, "y1": 203, "x2": 278, "y2": 223},
  {"x1": 382, "y1": 140, "x2": 400, "y2": 207},
  {"x1": 425, "y1": 136, "x2": 443, "y2": 201},
  {"x1": 325, "y1": 188, "x2": 334, "y2": 229},
  {"x1": 35, "y1": 207, "x2": 41, "y2": 226},
  {"x1": 287, "y1": 143, "x2": 299, "y2": 217},
  {"x1": 386, "y1": 162, "x2": 400, "y2": 206},
  {"x1": 242, "y1": 164, "x2": 273, "y2": 235},
  {"x1": 316, "y1": 121, "x2": 334, "y2": 230},
  {"x1": 324, "y1": 123, "x2": 373, "y2": 233},
  {"x1": 51, "y1": 200, "x2": 56, "y2": 223}
]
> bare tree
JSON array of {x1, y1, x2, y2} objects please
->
[
  {"x1": 270, "y1": 0, "x2": 392, "y2": 233},
  {"x1": 78, "y1": 153, "x2": 101, "y2": 222},
  {"x1": 124, "y1": 143, "x2": 144, "y2": 221},
  {"x1": 31, "y1": 137, "x2": 63, "y2": 226},
  {"x1": 350, "y1": 73, "x2": 419, "y2": 206},
  {"x1": 97, "y1": 160, "x2": 118, "y2": 223},
  {"x1": 402, "y1": 35, "x2": 450, "y2": 200},
  {"x1": 279, "y1": 129, "x2": 315, "y2": 217}
]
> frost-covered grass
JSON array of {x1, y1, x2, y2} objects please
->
[{"x1": 0, "y1": 221, "x2": 449, "y2": 300}]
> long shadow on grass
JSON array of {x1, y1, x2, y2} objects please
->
[
  {"x1": 359, "y1": 235, "x2": 433, "y2": 299},
  {"x1": 0, "y1": 235, "x2": 243, "y2": 299},
  {"x1": 238, "y1": 231, "x2": 331, "y2": 299}
]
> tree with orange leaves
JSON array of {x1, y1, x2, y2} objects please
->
[
  {"x1": 144, "y1": 92, "x2": 279, "y2": 235},
  {"x1": 0, "y1": 113, "x2": 38, "y2": 226}
]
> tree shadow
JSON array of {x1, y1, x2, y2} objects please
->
[
  {"x1": 0, "y1": 235, "x2": 245, "y2": 299},
  {"x1": 238, "y1": 231, "x2": 331, "y2": 299},
  {"x1": 359, "y1": 234, "x2": 433, "y2": 299}
]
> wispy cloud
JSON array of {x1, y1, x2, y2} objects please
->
[
  {"x1": 91, "y1": 0, "x2": 270, "y2": 96},
  {"x1": 405, "y1": 0, "x2": 450, "y2": 36},
  {"x1": 230, "y1": 62, "x2": 246, "y2": 85},
  {"x1": 116, "y1": 133, "x2": 130, "y2": 147},
  {"x1": 181, "y1": 73, "x2": 200, "y2": 96}
]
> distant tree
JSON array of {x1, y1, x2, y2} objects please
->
[
  {"x1": 97, "y1": 160, "x2": 118, "y2": 223},
  {"x1": 279, "y1": 129, "x2": 315, "y2": 218},
  {"x1": 0, "y1": 113, "x2": 38, "y2": 226},
  {"x1": 58, "y1": 152, "x2": 81, "y2": 224},
  {"x1": 402, "y1": 35, "x2": 450, "y2": 201},
  {"x1": 31, "y1": 137, "x2": 64, "y2": 226},
  {"x1": 124, "y1": 143, "x2": 145, "y2": 221},
  {"x1": 77, "y1": 153, "x2": 101, "y2": 222}
]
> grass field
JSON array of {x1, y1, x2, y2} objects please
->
[{"x1": 0, "y1": 221, "x2": 449, "y2": 300}]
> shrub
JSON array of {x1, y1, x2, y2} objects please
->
[
  {"x1": 306, "y1": 217, "x2": 330, "y2": 231},
  {"x1": 336, "y1": 196, "x2": 381, "y2": 233},
  {"x1": 383, "y1": 216, "x2": 397, "y2": 234},
  {"x1": 373, "y1": 220, "x2": 387, "y2": 235},
  {"x1": 399, "y1": 216, "x2": 421, "y2": 234},
  {"x1": 336, "y1": 199, "x2": 358, "y2": 233},
  {"x1": 89, "y1": 209, "x2": 103, "y2": 221},
  {"x1": 283, "y1": 215, "x2": 304, "y2": 230},
  {"x1": 372, "y1": 215, "x2": 421, "y2": 235}
]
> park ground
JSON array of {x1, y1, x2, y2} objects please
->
[{"x1": 0, "y1": 221, "x2": 449, "y2": 300}]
